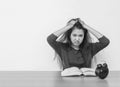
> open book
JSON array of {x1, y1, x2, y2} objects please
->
[{"x1": 61, "y1": 67, "x2": 96, "y2": 77}]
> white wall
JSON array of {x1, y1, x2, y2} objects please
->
[{"x1": 0, "y1": 0, "x2": 119, "y2": 71}]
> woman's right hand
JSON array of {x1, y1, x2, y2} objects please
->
[
  {"x1": 66, "y1": 19, "x2": 77, "y2": 29},
  {"x1": 53, "y1": 18, "x2": 78, "y2": 37}
]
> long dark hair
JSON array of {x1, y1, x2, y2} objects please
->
[
  {"x1": 55, "y1": 18, "x2": 92, "y2": 69},
  {"x1": 60, "y1": 19, "x2": 90, "y2": 49}
]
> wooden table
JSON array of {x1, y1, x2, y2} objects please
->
[{"x1": 0, "y1": 71, "x2": 119, "y2": 87}]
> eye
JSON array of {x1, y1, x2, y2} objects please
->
[
  {"x1": 79, "y1": 35, "x2": 83, "y2": 37},
  {"x1": 73, "y1": 34, "x2": 77, "y2": 37}
]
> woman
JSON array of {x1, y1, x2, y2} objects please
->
[{"x1": 47, "y1": 18, "x2": 110, "y2": 71}]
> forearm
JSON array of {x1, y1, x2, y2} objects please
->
[
  {"x1": 53, "y1": 19, "x2": 77, "y2": 37},
  {"x1": 84, "y1": 24, "x2": 103, "y2": 39},
  {"x1": 53, "y1": 26, "x2": 70, "y2": 37}
]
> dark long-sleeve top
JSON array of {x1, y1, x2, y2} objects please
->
[{"x1": 47, "y1": 34, "x2": 110, "y2": 69}]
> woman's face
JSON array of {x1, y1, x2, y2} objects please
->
[{"x1": 70, "y1": 28, "x2": 84, "y2": 47}]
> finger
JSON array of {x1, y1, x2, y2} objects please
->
[
  {"x1": 77, "y1": 18, "x2": 81, "y2": 21},
  {"x1": 79, "y1": 19, "x2": 84, "y2": 24}
]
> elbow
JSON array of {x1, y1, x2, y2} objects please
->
[
  {"x1": 47, "y1": 36, "x2": 49, "y2": 42},
  {"x1": 100, "y1": 36, "x2": 110, "y2": 47},
  {"x1": 106, "y1": 37, "x2": 110, "y2": 45},
  {"x1": 47, "y1": 34, "x2": 56, "y2": 44},
  {"x1": 47, "y1": 34, "x2": 58, "y2": 46},
  {"x1": 47, "y1": 35, "x2": 51, "y2": 44},
  {"x1": 107, "y1": 39, "x2": 110, "y2": 45},
  {"x1": 104, "y1": 38, "x2": 110, "y2": 47}
]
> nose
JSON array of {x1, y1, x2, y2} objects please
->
[{"x1": 75, "y1": 36, "x2": 80, "y2": 41}]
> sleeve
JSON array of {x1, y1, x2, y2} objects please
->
[
  {"x1": 47, "y1": 34, "x2": 63, "y2": 55},
  {"x1": 90, "y1": 36, "x2": 110, "y2": 56}
]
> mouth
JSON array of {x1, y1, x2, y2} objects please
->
[{"x1": 74, "y1": 41, "x2": 80, "y2": 45}]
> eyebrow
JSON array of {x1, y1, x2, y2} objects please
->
[{"x1": 73, "y1": 33, "x2": 84, "y2": 35}]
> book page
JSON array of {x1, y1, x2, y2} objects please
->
[
  {"x1": 61, "y1": 67, "x2": 82, "y2": 76},
  {"x1": 80, "y1": 68, "x2": 96, "y2": 76}
]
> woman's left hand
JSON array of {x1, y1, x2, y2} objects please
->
[{"x1": 77, "y1": 18, "x2": 86, "y2": 28}]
